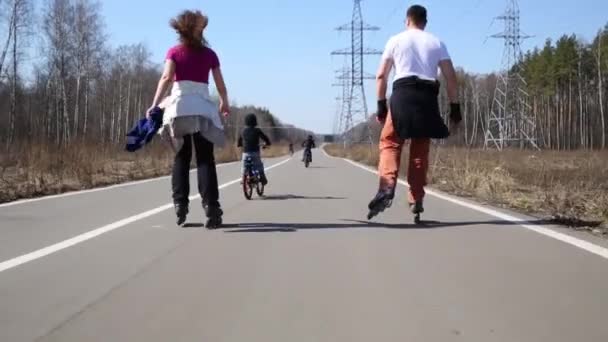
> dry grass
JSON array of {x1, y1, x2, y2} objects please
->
[
  {"x1": 0, "y1": 141, "x2": 291, "y2": 204},
  {"x1": 262, "y1": 144, "x2": 291, "y2": 158},
  {"x1": 325, "y1": 144, "x2": 608, "y2": 236}
]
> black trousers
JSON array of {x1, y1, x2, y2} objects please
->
[{"x1": 172, "y1": 133, "x2": 220, "y2": 209}]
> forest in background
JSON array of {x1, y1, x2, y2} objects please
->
[
  {"x1": 1, "y1": 1, "x2": 608, "y2": 205},
  {"x1": 3, "y1": 1, "x2": 607, "y2": 151}
]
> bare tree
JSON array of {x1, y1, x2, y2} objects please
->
[
  {"x1": 596, "y1": 29, "x2": 606, "y2": 149},
  {"x1": 0, "y1": 1, "x2": 14, "y2": 79},
  {"x1": 43, "y1": 0, "x2": 74, "y2": 145},
  {"x1": 577, "y1": 43, "x2": 586, "y2": 149},
  {"x1": 72, "y1": 0, "x2": 104, "y2": 138},
  {"x1": 4, "y1": 0, "x2": 31, "y2": 149}
]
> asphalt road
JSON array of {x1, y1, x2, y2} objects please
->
[{"x1": 1, "y1": 149, "x2": 608, "y2": 342}]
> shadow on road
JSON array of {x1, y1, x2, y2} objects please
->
[
  {"x1": 182, "y1": 223, "x2": 206, "y2": 228},
  {"x1": 261, "y1": 194, "x2": 346, "y2": 201},
  {"x1": 221, "y1": 218, "x2": 554, "y2": 233}
]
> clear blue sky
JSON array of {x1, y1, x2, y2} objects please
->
[{"x1": 98, "y1": 0, "x2": 607, "y2": 133}]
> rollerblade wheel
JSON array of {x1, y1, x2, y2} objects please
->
[
  {"x1": 414, "y1": 213, "x2": 421, "y2": 224},
  {"x1": 367, "y1": 197, "x2": 392, "y2": 221}
]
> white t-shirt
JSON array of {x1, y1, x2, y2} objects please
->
[{"x1": 381, "y1": 28, "x2": 451, "y2": 81}]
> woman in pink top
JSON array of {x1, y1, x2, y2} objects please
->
[{"x1": 148, "y1": 10, "x2": 229, "y2": 228}]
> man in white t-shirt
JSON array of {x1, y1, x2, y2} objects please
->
[{"x1": 368, "y1": 4, "x2": 462, "y2": 221}]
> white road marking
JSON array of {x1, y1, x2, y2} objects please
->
[
  {"x1": 320, "y1": 145, "x2": 332, "y2": 158},
  {"x1": 0, "y1": 158, "x2": 291, "y2": 273},
  {"x1": 340, "y1": 156, "x2": 608, "y2": 260},
  {"x1": 0, "y1": 161, "x2": 239, "y2": 208}
]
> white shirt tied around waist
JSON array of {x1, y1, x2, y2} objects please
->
[
  {"x1": 382, "y1": 28, "x2": 451, "y2": 82},
  {"x1": 162, "y1": 80, "x2": 223, "y2": 130},
  {"x1": 159, "y1": 80, "x2": 225, "y2": 150}
]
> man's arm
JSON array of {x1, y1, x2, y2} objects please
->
[
  {"x1": 376, "y1": 59, "x2": 393, "y2": 101},
  {"x1": 439, "y1": 59, "x2": 458, "y2": 103},
  {"x1": 439, "y1": 59, "x2": 462, "y2": 125},
  {"x1": 237, "y1": 135, "x2": 243, "y2": 147},
  {"x1": 376, "y1": 38, "x2": 394, "y2": 122}
]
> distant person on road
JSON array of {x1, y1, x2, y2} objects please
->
[
  {"x1": 302, "y1": 135, "x2": 316, "y2": 162},
  {"x1": 238, "y1": 114, "x2": 271, "y2": 185},
  {"x1": 368, "y1": 5, "x2": 461, "y2": 219},
  {"x1": 148, "y1": 10, "x2": 229, "y2": 228},
  {"x1": 288, "y1": 142, "x2": 295, "y2": 156}
]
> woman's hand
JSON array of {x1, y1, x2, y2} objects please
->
[
  {"x1": 212, "y1": 67, "x2": 229, "y2": 117},
  {"x1": 146, "y1": 105, "x2": 157, "y2": 119},
  {"x1": 219, "y1": 99, "x2": 230, "y2": 117}
]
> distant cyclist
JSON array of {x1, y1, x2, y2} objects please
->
[
  {"x1": 237, "y1": 113, "x2": 271, "y2": 185},
  {"x1": 301, "y1": 135, "x2": 316, "y2": 162},
  {"x1": 288, "y1": 142, "x2": 295, "y2": 156}
]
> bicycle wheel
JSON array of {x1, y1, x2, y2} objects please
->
[
  {"x1": 242, "y1": 175, "x2": 253, "y2": 200},
  {"x1": 256, "y1": 181, "x2": 265, "y2": 197}
]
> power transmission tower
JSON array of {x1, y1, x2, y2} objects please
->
[
  {"x1": 484, "y1": 0, "x2": 539, "y2": 150},
  {"x1": 332, "y1": 96, "x2": 341, "y2": 136},
  {"x1": 332, "y1": 65, "x2": 351, "y2": 138},
  {"x1": 331, "y1": 0, "x2": 381, "y2": 145}
]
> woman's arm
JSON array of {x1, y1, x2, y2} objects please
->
[
  {"x1": 212, "y1": 67, "x2": 229, "y2": 115},
  {"x1": 149, "y1": 60, "x2": 176, "y2": 112}
]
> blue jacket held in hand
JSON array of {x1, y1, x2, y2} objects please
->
[{"x1": 125, "y1": 107, "x2": 164, "y2": 152}]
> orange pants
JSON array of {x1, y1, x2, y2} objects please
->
[{"x1": 378, "y1": 113, "x2": 431, "y2": 204}]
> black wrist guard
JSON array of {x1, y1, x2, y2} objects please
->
[
  {"x1": 450, "y1": 103, "x2": 462, "y2": 124},
  {"x1": 377, "y1": 99, "x2": 388, "y2": 120}
]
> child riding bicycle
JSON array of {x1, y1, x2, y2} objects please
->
[{"x1": 237, "y1": 113, "x2": 271, "y2": 185}]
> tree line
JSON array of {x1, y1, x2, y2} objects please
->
[{"x1": 0, "y1": 0, "x2": 310, "y2": 154}]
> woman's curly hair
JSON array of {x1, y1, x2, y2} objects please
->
[{"x1": 170, "y1": 10, "x2": 209, "y2": 49}]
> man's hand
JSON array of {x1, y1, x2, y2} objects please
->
[
  {"x1": 449, "y1": 103, "x2": 462, "y2": 125},
  {"x1": 448, "y1": 103, "x2": 462, "y2": 134},
  {"x1": 376, "y1": 99, "x2": 388, "y2": 123}
]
